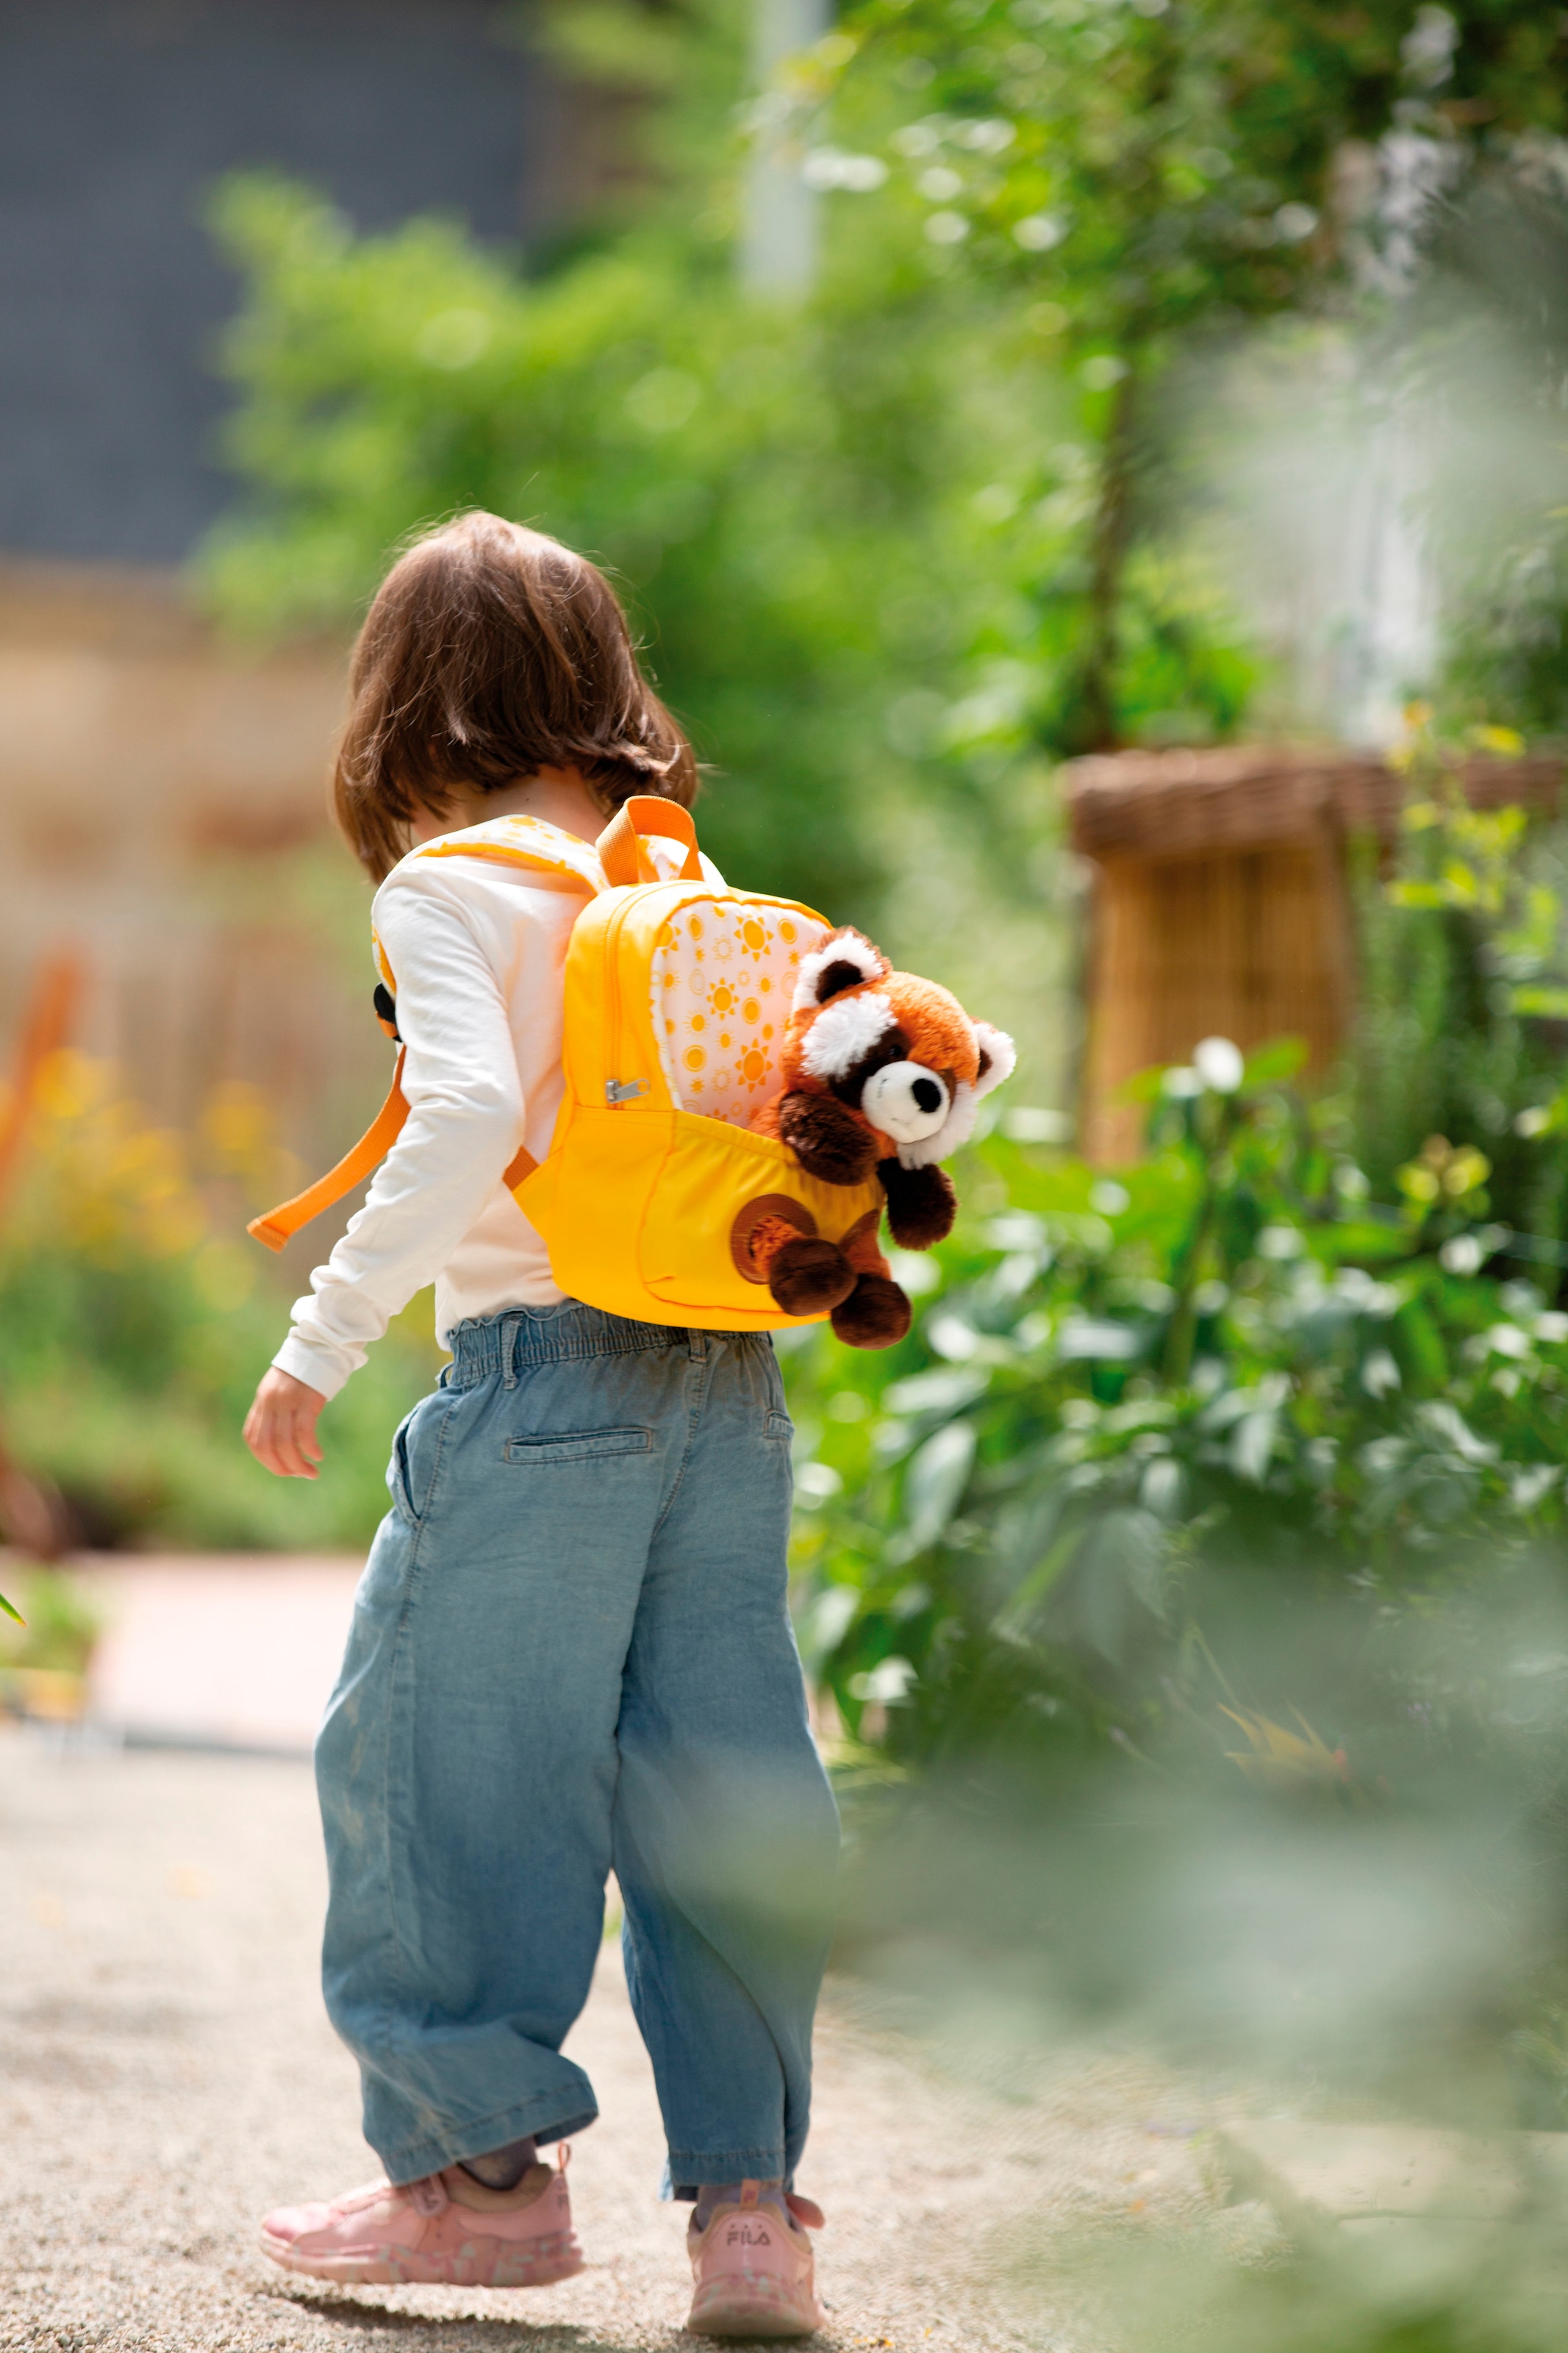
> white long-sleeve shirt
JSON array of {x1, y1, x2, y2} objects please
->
[{"x1": 272, "y1": 813, "x2": 712, "y2": 1402}]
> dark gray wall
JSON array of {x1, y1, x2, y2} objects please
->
[{"x1": 0, "y1": 0, "x2": 554, "y2": 563}]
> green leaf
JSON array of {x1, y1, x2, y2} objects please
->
[
  {"x1": 1328, "y1": 1221, "x2": 1417, "y2": 1261},
  {"x1": 903, "y1": 1421, "x2": 978, "y2": 1548},
  {"x1": 995, "y1": 1525, "x2": 1079, "y2": 1633},
  {"x1": 1229, "y1": 1407, "x2": 1278, "y2": 1485},
  {"x1": 1071, "y1": 1508, "x2": 1167, "y2": 1662},
  {"x1": 0, "y1": 1590, "x2": 24, "y2": 1627},
  {"x1": 882, "y1": 1368, "x2": 989, "y2": 1418},
  {"x1": 1514, "y1": 985, "x2": 1568, "y2": 1019},
  {"x1": 1056, "y1": 1318, "x2": 1148, "y2": 1361},
  {"x1": 1392, "y1": 1299, "x2": 1449, "y2": 1390},
  {"x1": 1241, "y1": 1037, "x2": 1308, "y2": 1086}
]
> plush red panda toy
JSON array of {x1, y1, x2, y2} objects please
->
[{"x1": 747, "y1": 927, "x2": 1015, "y2": 1347}]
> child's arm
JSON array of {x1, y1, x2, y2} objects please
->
[{"x1": 244, "y1": 868, "x2": 531, "y2": 1475}]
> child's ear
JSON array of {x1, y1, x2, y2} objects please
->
[{"x1": 794, "y1": 928, "x2": 889, "y2": 1013}]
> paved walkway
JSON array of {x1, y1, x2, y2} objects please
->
[
  {"x1": 0, "y1": 1730, "x2": 1231, "y2": 2353},
  {"x1": 76, "y1": 1553, "x2": 366, "y2": 1752}
]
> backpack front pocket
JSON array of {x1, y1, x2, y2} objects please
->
[{"x1": 637, "y1": 1112, "x2": 881, "y2": 1324}]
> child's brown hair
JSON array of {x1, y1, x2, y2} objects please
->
[{"x1": 334, "y1": 512, "x2": 698, "y2": 880}]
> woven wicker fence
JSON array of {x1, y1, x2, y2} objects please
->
[{"x1": 1062, "y1": 744, "x2": 1566, "y2": 1164}]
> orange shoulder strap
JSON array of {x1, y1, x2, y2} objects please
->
[
  {"x1": 248, "y1": 1051, "x2": 537, "y2": 1253},
  {"x1": 246, "y1": 799, "x2": 701, "y2": 1253}
]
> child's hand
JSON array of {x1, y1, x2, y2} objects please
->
[{"x1": 245, "y1": 1369, "x2": 327, "y2": 1479}]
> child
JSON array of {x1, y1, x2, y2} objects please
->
[{"x1": 244, "y1": 512, "x2": 839, "y2": 2339}]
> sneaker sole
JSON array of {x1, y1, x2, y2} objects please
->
[
  {"x1": 687, "y1": 2280, "x2": 823, "y2": 2340},
  {"x1": 259, "y1": 2227, "x2": 585, "y2": 2289}
]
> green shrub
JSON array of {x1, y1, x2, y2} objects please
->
[
  {"x1": 784, "y1": 739, "x2": 1568, "y2": 1791},
  {"x1": 0, "y1": 1568, "x2": 99, "y2": 1674},
  {"x1": 786, "y1": 1059, "x2": 1568, "y2": 1773},
  {"x1": 0, "y1": 1053, "x2": 438, "y2": 1553}
]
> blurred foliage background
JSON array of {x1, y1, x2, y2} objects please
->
[{"x1": 14, "y1": 13, "x2": 1568, "y2": 2307}]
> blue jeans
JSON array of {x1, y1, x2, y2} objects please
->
[{"x1": 315, "y1": 1302, "x2": 840, "y2": 2195}]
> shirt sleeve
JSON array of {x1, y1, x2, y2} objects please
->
[{"x1": 271, "y1": 871, "x2": 526, "y2": 1401}]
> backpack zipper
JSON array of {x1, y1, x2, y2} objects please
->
[
  {"x1": 603, "y1": 882, "x2": 648, "y2": 1106},
  {"x1": 602, "y1": 877, "x2": 703, "y2": 1106}
]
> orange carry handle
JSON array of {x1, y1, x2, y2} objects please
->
[
  {"x1": 247, "y1": 1050, "x2": 538, "y2": 1252},
  {"x1": 597, "y1": 796, "x2": 702, "y2": 889}
]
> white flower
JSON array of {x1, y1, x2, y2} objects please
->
[{"x1": 1193, "y1": 1036, "x2": 1245, "y2": 1093}]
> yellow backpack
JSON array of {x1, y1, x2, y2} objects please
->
[{"x1": 248, "y1": 796, "x2": 884, "y2": 1333}]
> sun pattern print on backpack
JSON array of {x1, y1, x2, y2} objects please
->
[{"x1": 648, "y1": 904, "x2": 820, "y2": 1131}]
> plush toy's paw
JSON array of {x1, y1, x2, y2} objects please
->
[
  {"x1": 878, "y1": 1158, "x2": 957, "y2": 1251},
  {"x1": 767, "y1": 1235, "x2": 858, "y2": 1316},
  {"x1": 831, "y1": 1274, "x2": 912, "y2": 1350},
  {"x1": 778, "y1": 1090, "x2": 881, "y2": 1186}
]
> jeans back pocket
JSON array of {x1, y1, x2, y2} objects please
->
[{"x1": 503, "y1": 1426, "x2": 653, "y2": 1465}]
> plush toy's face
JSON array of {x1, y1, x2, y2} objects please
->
[
  {"x1": 787, "y1": 928, "x2": 1016, "y2": 1167},
  {"x1": 860, "y1": 1060, "x2": 951, "y2": 1146}
]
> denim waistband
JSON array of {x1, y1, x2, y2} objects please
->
[{"x1": 446, "y1": 1302, "x2": 704, "y2": 1388}]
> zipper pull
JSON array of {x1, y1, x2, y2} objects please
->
[{"x1": 605, "y1": 1078, "x2": 650, "y2": 1106}]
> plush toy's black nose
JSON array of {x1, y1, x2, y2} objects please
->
[{"x1": 912, "y1": 1076, "x2": 942, "y2": 1114}]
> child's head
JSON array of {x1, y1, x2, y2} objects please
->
[{"x1": 334, "y1": 511, "x2": 698, "y2": 879}]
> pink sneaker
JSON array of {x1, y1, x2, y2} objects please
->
[
  {"x1": 686, "y1": 2182, "x2": 826, "y2": 2340},
  {"x1": 259, "y1": 2149, "x2": 583, "y2": 2288}
]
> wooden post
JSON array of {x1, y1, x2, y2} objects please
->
[{"x1": 1063, "y1": 745, "x2": 1565, "y2": 1165}]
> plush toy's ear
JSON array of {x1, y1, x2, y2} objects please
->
[
  {"x1": 793, "y1": 926, "x2": 889, "y2": 1014},
  {"x1": 971, "y1": 1022, "x2": 1017, "y2": 1099}
]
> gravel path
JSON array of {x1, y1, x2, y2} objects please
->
[{"x1": 0, "y1": 1728, "x2": 1232, "y2": 2353}]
